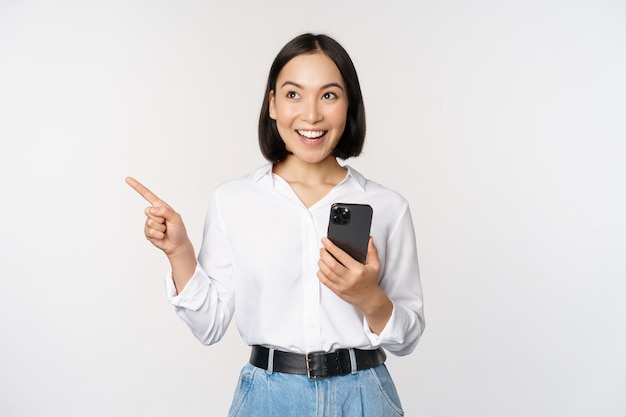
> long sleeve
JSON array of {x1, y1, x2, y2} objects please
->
[
  {"x1": 165, "y1": 192, "x2": 235, "y2": 345},
  {"x1": 161, "y1": 163, "x2": 425, "y2": 354},
  {"x1": 364, "y1": 203, "x2": 425, "y2": 356}
]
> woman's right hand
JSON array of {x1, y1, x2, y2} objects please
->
[
  {"x1": 126, "y1": 177, "x2": 197, "y2": 293},
  {"x1": 125, "y1": 176, "x2": 191, "y2": 258}
]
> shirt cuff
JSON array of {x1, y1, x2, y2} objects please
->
[
  {"x1": 164, "y1": 264, "x2": 210, "y2": 311},
  {"x1": 363, "y1": 303, "x2": 405, "y2": 346}
]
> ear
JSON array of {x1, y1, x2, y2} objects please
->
[{"x1": 268, "y1": 90, "x2": 277, "y2": 120}]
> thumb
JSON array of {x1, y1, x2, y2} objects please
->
[
  {"x1": 147, "y1": 204, "x2": 179, "y2": 223},
  {"x1": 366, "y1": 237, "x2": 380, "y2": 267}
]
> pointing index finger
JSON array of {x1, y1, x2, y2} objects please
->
[{"x1": 125, "y1": 176, "x2": 168, "y2": 207}]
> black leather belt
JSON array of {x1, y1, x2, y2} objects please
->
[{"x1": 249, "y1": 345, "x2": 386, "y2": 380}]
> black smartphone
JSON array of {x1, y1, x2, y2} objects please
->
[{"x1": 327, "y1": 203, "x2": 373, "y2": 264}]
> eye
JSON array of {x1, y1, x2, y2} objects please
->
[
  {"x1": 287, "y1": 91, "x2": 300, "y2": 99},
  {"x1": 322, "y1": 92, "x2": 338, "y2": 100}
]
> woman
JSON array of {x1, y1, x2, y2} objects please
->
[{"x1": 127, "y1": 33, "x2": 424, "y2": 417}]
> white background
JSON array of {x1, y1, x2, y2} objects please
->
[{"x1": 1, "y1": 0, "x2": 625, "y2": 416}]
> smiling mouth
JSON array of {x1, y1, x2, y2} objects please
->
[{"x1": 297, "y1": 130, "x2": 327, "y2": 139}]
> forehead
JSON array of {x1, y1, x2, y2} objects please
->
[{"x1": 276, "y1": 52, "x2": 345, "y2": 89}]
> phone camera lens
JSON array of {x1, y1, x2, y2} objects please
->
[{"x1": 331, "y1": 205, "x2": 351, "y2": 225}]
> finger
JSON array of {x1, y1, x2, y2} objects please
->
[
  {"x1": 144, "y1": 205, "x2": 181, "y2": 230},
  {"x1": 125, "y1": 176, "x2": 169, "y2": 207},
  {"x1": 317, "y1": 253, "x2": 344, "y2": 287},
  {"x1": 145, "y1": 226, "x2": 166, "y2": 240},
  {"x1": 146, "y1": 217, "x2": 167, "y2": 233},
  {"x1": 317, "y1": 269, "x2": 334, "y2": 288},
  {"x1": 321, "y1": 237, "x2": 356, "y2": 267},
  {"x1": 320, "y1": 246, "x2": 344, "y2": 268},
  {"x1": 366, "y1": 237, "x2": 380, "y2": 267},
  {"x1": 144, "y1": 214, "x2": 166, "y2": 239},
  {"x1": 318, "y1": 249, "x2": 340, "y2": 276},
  {"x1": 144, "y1": 206, "x2": 166, "y2": 223}
]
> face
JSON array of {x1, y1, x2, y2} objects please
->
[{"x1": 269, "y1": 52, "x2": 348, "y2": 165}]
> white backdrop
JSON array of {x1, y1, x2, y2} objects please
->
[{"x1": 1, "y1": 0, "x2": 625, "y2": 416}]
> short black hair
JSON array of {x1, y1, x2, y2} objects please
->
[{"x1": 258, "y1": 33, "x2": 366, "y2": 163}]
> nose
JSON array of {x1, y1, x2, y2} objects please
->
[{"x1": 301, "y1": 97, "x2": 322, "y2": 123}]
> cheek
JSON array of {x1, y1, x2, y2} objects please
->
[
  {"x1": 273, "y1": 110, "x2": 296, "y2": 137},
  {"x1": 328, "y1": 105, "x2": 349, "y2": 128},
  {"x1": 274, "y1": 105, "x2": 299, "y2": 125}
]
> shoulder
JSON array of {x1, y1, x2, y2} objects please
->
[
  {"x1": 346, "y1": 165, "x2": 409, "y2": 211},
  {"x1": 213, "y1": 163, "x2": 272, "y2": 194},
  {"x1": 208, "y1": 163, "x2": 273, "y2": 208},
  {"x1": 345, "y1": 166, "x2": 416, "y2": 238}
]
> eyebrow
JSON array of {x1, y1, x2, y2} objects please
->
[{"x1": 280, "y1": 81, "x2": 344, "y2": 91}]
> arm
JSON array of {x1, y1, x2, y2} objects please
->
[
  {"x1": 126, "y1": 177, "x2": 235, "y2": 345},
  {"x1": 318, "y1": 204, "x2": 424, "y2": 355},
  {"x1": 373, "y1": 204, "x2": 425, "y2": 355},
  {"x1": 125, "y1": 177, "x2": 197, "y2": 293},
  {"x1": 317, "y1": 237, "x2": 392, "y2": 334}
]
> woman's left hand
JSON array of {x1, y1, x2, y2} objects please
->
[{"x1": 317, "y1": 237, "x2": 393, "y2": 333}]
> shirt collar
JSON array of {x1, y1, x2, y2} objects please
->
[
  {"x1": 250, "y1": 162, "x2": 367, "y2": 192},
  {"x1": 250, "y1": 163, "x2": 273, "y2": 182},
  {"x1": 343, "y1": 165, "x2": 367, "y2": 191}
]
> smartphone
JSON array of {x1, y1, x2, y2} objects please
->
[{"x1": 327, "y1": 203, "x2": 373, "y2": 264}]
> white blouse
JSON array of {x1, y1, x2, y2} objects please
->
[{"x1": 166, "y1": 163, "x2": 425, "y2": 356}]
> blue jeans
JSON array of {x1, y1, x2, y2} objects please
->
[{"x1": 228, "y1": 362, "x2": 404, "y2": 417}]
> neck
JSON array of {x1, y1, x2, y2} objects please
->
[{"x1": 273, "y1": 156, "x2": 346, "y2": 186}]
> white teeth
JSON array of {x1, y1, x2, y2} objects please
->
[{"x1": 297, "y1": 130, "x2": 325, "y2": 139}]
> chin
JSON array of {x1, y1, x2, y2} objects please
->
[{"x1": 302, "y1": 153, "x2": 336, "y2": 164}]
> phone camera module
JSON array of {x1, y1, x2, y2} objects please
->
[{"x1": 331, "y1": 205, "x2": 351, "y2": 225}]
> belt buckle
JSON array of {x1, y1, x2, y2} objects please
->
[{"x1": 305, "y1": 351, "x2": 329, "y2": 380}]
